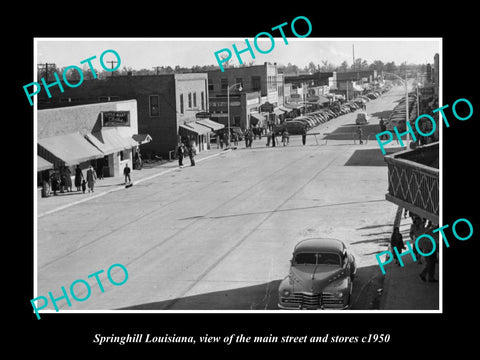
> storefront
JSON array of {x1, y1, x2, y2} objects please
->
[{"x1": 37, "y1": 100, "x2": 151, "y2": 190}]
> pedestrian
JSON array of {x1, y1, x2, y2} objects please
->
[
  {"x1": 188, "y1": 141, "x2": 196, "y2": 166},
  {"x1": 123, "y1": 163, "x2": 131, "y2": 184},
  {"x1": 134, "y1": 148, "x2": 143, "y2": 170},
  {"x1": 410, "y1": 215, "x2": 424, "y2": 264},
  {"x1": 248, "y1": 128, "x2": 253, "y2": 148},
  {"x1": 50, "y1": 170, "x2": 60, "y2": 196},
  {"x1": 59, "y1": 166, "x2": 66, "y2": 193},
  {"x1": 266, "y1": 131, "x2": 271, "y2": 147},
  {"x1": 86, "y1": 165, "x2": 97, "y2": 193},
  {"x1": 223, "y1": 132, "x2": 229, "y2": 148},
  {"x1": 244, "y1": 129, "x2": 250, "y2": 148},
  {"x1": 233, "y1": 133, "x2": 238, "y2": 146},
  {"x1": 302, "y1": 131, "x2": 307, "y2": 146},
  {"x1": 391, "y1": 227, "x2": 405, "y2": 266},
  {"x1": 418, "y1": 228, "x2": 438, "y2": 283},
  {"x1": 218, "y1": 133, "x2": 223, "y2": 149},
  {"x1": 357, "y1": 126, "x2": 364, "y2": 145},
  {"x1": 282, "y1": 129, "x2": 289, "y2": 146},
  {"x1": 176, "y1": 142, "x2": 185, "y2": 167},
  {"x1": 74, "y1": 165, "x2": 84, "y2": 191},
  {"x1": 271, "y1": 130, "x2": 277, "y2": 147},
  {"x1": 96, "y1": 158, "x2": 104, "y2": 179},
  {"x1": 64, "y1": 166, "x2": 73, "y2": 192}
]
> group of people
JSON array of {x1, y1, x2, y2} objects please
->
[
  {"x1": 389, "y1": 211, "x2": 438, "y2": 283},
  {"x1": 176, "y1": 139, "x2": 197, "y2": 167},
  {"x1": 47, "y1": 164, "x2": 99, "y2": 196}
]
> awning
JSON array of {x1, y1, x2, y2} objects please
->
[
  {"x1": 37, "y1": 156, "x2": 54, "y2": 172},
  {"x1": 279, "y1": 106, "x2": 291, "y2": 112},
  {"x1": 272, "y1": 108, "x2": 285, "y2": 116},
  {"x1": 38, "y1": 132, "x2": 104, "y2": 167},
  {"x1": 196, "y1": 119, "x2": 224, "y2": 131},
  {"x1": 132, "y1": 134, "x2": 153, "y2": 145},
  {"x1": 179, "y1": 122, "x2": 211, "y2": 136},
  {"x1": 250, "y1": 113, "x2": 266, "y2": 122},
  {"x1": 85, "y1": 128, "x2": 137, "y2": 154}
]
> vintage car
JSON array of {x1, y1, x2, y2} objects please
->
[
  {"x1": 278, "y1": 238, "x2": 356, "y2": 310},
  {"x1": 355, "y1": 111, "x2": 371, "y2": 125}
]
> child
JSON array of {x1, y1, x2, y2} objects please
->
[{"x1": 81, "y1": 179, "x2": 86, "y2": 194}]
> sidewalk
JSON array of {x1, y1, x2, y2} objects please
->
[
  {"x1": 37, "y1": 147, "x2": 230, "y2": 218},
  {"x1": 379, "y1": 251, "x2": 440, "y2": 311}
]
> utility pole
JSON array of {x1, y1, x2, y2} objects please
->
[
  {"x1": 38, "y1": 63, "x2": 55, "y2": 82},
  {"x1": 107, "y1": 60, "x2": 118, "y2": 76}
]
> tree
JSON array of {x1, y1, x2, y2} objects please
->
[
  {"x1": 305, "y1": 61, "x2": 317, "y2": 74},
  {"x1": 337, "y1": 60, "x2": 349, "y2": 72}
]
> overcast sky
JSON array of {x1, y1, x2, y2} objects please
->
[{"x1": 36, "y1": 38, "x2": 441, "y2": 71}]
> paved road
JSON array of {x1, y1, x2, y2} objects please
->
[{"x1": 36, "y1": 86, "x2": 408, "y2": 312}]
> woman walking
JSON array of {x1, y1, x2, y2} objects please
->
[{"x1": 74, "y1": 165, "x2": 84, "y2": 191}]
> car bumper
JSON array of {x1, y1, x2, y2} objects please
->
[{"x1": 278, "y1": 303, "x2": 350, "y2": 310}]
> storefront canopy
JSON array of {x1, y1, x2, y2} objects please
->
[
  {"x1": 195, "y1": 119, "x2": 224, "y2": 131},
  {"x1": 85, "y1": 128, "x2": 137, "y2": 155},
  {"x1": 250, "y1": 113, "x2": 266, "y2": 123},
  {"x1": 179, "y1": 122, "x2": 211, "y2": 136},
  {"x1": 37, "y1": 156, "x2": 54, "y2": 172},
  {"x1": 38, "y1": 132, "x2": 104, "y2": 167},
  {"x1": 132, "y1": 134, "x2": 153, "y2": 145}
]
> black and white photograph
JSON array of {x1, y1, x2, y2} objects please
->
[
  {"x1": 33, "y1": 37, "x2": 441, "y2": 314},
  {"x1": 16, "y1": 7, "x2": 479, "y2": 355}
]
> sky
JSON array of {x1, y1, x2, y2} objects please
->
[{"x1": 36, "y1": 38, "x2": 441, "y2": 71}]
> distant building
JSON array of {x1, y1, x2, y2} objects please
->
[
  {"x1": 38, "y1": 73, "x2": 219, "y2": 158},
  {"x1": 207, "y1": 62, "x2": 286, "y2": 129}
]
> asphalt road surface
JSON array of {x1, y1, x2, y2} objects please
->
[{"x1": 36, "y1": 85, "x2": 408, "y2": 312}]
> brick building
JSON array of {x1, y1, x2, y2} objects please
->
[{"x1": 38, "y1": 73, "x2": 217, "y2": 158}]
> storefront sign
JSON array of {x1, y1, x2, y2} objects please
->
[
  {"x1": 260, "y1": 102, "x2": 274, "y2": 112},
  {"x1": 102, "y1": 111, "x2": 130, "y2": 127},
  {"x1": 196, "y1": 111, "x2": 211, "y2": 118}
]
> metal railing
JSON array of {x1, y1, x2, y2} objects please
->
[{"x1": 384, "y1": 142, "x2": 439, "y2": 223}]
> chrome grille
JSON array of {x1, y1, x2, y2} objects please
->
[
  {"x1": 281, "y1": 292, "x2": 321, "y2": 308},
  {"x1": 321, "y1": 293, "x2": 345, "y2": 308}
]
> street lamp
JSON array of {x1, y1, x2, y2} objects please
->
[{"x1": 227, "y1": 82, "x2": 243, "y2": 148}]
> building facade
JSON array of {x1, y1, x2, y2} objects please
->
[
  {"x1": 37, "y1": 100, "x2": 150, "y2": 191},
  {"x1": 38, "y1": 73, "x2": 214, "y2": 158},
  {"x1": 207, "y1": 63, "x2": 285, "y2": 130}
]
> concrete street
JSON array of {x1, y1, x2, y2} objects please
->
[{"x1": 36, "y1": 85, "x2": 413, "y2": 312}]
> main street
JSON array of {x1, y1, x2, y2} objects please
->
[{"x1": 36, "y1": 85, "x2": 408, "y2": 312}]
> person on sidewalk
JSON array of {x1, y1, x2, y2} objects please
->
[
  {"x1": 123, "y1": 163, "x2": 131, "y2": 184},
  {"x1": 74, "y1": 165, "x2": 84, "y2": 192},
  {"x1": 86, "y1": 165, "x2": 97, "y2": 193},
  {"x1": 391, "y1": 227, "x2": 405, "y2": 265},
  {"x1": 418, "y1": 227, "x2": 438, "y2": 283},
  {"x1": 188, "y1": 141, "x2": 196, "y2": 166},
  {"x1": 176, "y1": 142, "x2": 185, "y2": 167}
]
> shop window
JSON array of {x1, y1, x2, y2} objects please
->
[
  {"x1": 201, "y1": 91, "x2": 205, "y2": 110},
  {"x1": 193, "y1": 92, "x2": 197, "y2": 108},
  {"x1": 188, "y1": 93, "x2": 192, "y2": 108},
  {"x1": 180, "y1": 93, "x2": 184, "y2": 114},
  {"x1": 149, "y1": 95, "x2": 160, "y2": 117}
]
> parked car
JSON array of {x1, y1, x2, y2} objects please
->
[
  {"x1": 278, "y1": 238, "x2": 356, "y2": 310},
  {"x1": 355, "y1": 111, "x2": 370, "y2": 125}
]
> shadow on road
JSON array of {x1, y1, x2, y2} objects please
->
[
  {"x1": 119, "y1": 264, "x2": 386, "y2": 311},
  {"x1": 344, "y1": 146, "x2": 406, "y2": 166},
  {"x1": 120, "y1": 280, "x2": 282, "y2": 310}
]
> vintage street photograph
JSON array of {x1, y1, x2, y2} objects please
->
[{"x1": 33, "y1": 38, "x2": 441, "y2": 316}]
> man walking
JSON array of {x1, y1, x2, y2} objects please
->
[
  {"x1": 86, "y1": 165, "x2": 97, "y2": 193},
  {"x1": 123, "y1": 163, "x2": 131, "y2": 184},
  {"x1": 357, "y1": 126, "x2": 364, "y2": 145},
  {"x1": 176, "y1": 142, "x2": 185, "y2": 167},
  {"x1": 188, "y1": 142, "x2": 196, "y2": 166},
  {"x1": 391, "y1": 227, "x2": 405, "y2": 265}
]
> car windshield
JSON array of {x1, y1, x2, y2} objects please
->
[{"x1": 294, "y1": 252, "x2": 341, "y2": 266}]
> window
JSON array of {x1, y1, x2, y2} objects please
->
[
  {"x1": 201, "y1": 91, "x2": 205, "y2": 110},
  {"x1": 252, "y1": 76, "x2": 261, "y2": 91},
  {"x1": 180, "y1": 94, "x2": 184, "y2": 114},
  {"x1": 221, "y1": 78, "x2": 228, "y2": 90},
  {"x1": 193, "y1": 92, "x2": 197, "y2": 108},
  {"x1": 149, "y1": 95, "x2": 160, "y2": 116},
  {"x1": 188, "y1": 93, "x2": 192, "y2": 108},
  {"x1": 208, "y1": 78, "x2": 213, "y2": 91},
  {"x1": 235, "y1": 78, "x2": 243, "y2": 88}
]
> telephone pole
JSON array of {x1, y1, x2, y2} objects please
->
[
  {"x1": 38, "y1": 63, "x2": 56, "y2": 82},
  {"x1": 107, "y1": 60, "x2": 118, "y2": 76}
]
